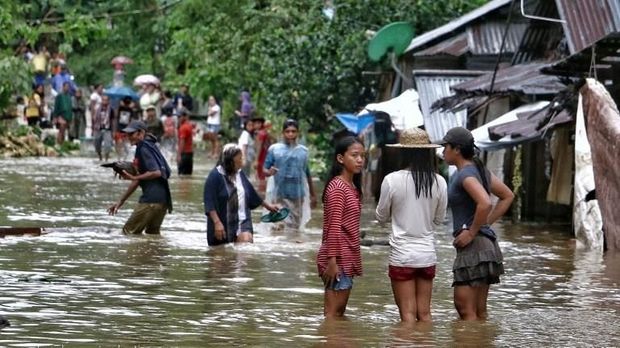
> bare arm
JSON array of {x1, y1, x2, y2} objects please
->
[
  {"x1": 307, "y1": 173, "x2": 317, "y2": 209},
  {"x1": 124, "y1": 169, "x2": 161, "y2": 181},
  {"x1": 261, "y1": 200, "x2": 278, "y2": 213},
  {"x1": 107, "y1": 179, "x2": 140, "y2": 215},
  {"x1": 89, "y1": 99, "x2": 97, "y2": 118},
  {"x1": 487, "y1": 173, "x2": 514, "y2": 225}
]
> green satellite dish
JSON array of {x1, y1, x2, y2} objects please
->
[{"x1": 367, "y1": 22, "x2": 414, "y2": 62}]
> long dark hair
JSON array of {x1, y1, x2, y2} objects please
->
[
  {"x1": 452, "y1": 142, "x2": 489, "y2": 192},
  {"x1": 399, "y1": 148, "x2": 437, "y2": 198},
  {"x1": 322, "y1": 136, "x2": 364, "y2": 203}
]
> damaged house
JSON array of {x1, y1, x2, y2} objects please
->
[{"x1": 392, "y1": 0, "x2": 620, "y2": 249}]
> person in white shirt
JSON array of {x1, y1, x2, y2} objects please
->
[
  {"x1": 205, "y1": 95, "x2": 221, "y2": 159},
  {"x1": 89, "y1": 84, "x2": 103, "y2": 135},
  {"x1": 139, "y1": 83, "x2": 160, "y2": 119},
  {"x1": 237, "y1": 119, "x2": 255, "y2": 176},
  {"x1": 375, "y1": 128, "x2": 448, "y2": 323}
]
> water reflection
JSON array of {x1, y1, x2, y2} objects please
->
[
  {"x1": 1, "y1": 156, "x2": 620, "y2": 346},
  {"x1": 389, "y1": 321, "x2": 435, "y2": 347},
  {"x1": 316, "y1": 319, "x2": 359, "y2": 348},
  {"x1": 450, "y1": 320, "x2": 498, "y2": 347},
  {"x1": 123, "y1": 236, "x2": 168, "y2": 267}
]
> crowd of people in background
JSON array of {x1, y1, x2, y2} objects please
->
[
  {"x1": 13, "y1": 43, "x2": 517, "y2": 323},
  {"x1": 13, "y1": 44, "x2": 283, "y2": 187}
]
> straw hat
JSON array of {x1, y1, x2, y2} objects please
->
[{"x1": 387, "y1": 128, "x2": 440, "y2": 148}]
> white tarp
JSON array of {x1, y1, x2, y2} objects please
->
[
  {"x1": 471, "y1": 101, "x2": 549, "y2": 149},
  {"x1": 573, "y1": 93, "x2": 603, "y2": 251},
  {"x1": 362, "y1": 89, "x2": 424, "y2": 130}
]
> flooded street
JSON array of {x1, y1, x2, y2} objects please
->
[{"x1": 1, "y1": 154, "x2": 620, "y2": 346}]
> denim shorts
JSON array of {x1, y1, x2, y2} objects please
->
[
  {"x1": 323, "y1": 271, "x2": 353, "y2": 291},
  {"x1": 206, "y1": 124, "x2": 221, "y2": 133}
]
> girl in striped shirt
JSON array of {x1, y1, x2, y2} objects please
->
[{"x1": 316, "y1": 136, "x2": 365, "y2": 318}]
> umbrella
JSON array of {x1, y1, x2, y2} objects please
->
[
  {"x1": 104, "y1": 86, "x2": 139, "y2": 101},
  {"x1": 133, "y1": 74, "x2": 160, "y2": 86},
  {"x1": 335, "y1": 113, "x2": 375, "y2": 134},
  {"x1": 110, "y1": 56, "x2": 133, "y2": 66}
]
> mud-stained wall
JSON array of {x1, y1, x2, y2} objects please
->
[{"x1": 581, "y1": 79, "x2": 620, "y2": 251}]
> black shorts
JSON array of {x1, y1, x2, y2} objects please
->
[{"x1": 178, "y1": 152, "x2": 193, "y2": 175}]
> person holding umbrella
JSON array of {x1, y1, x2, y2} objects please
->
[
  {"x1": 111, "y1": 56, "x2": 133, "y2": 87},
  {"x1": 134, "y1": 74, "x2": 160, "y2": 87},
  {"x1": 139, "y1": 83, "x2": 160, "y2": 119}
]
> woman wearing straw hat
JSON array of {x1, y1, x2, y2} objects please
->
[
  {"x1": 436, "y1": 127, "x2": 514, "y2": 321},
  {"x1": 375, "y1": 128, "x2": 448, "y2": 322}
]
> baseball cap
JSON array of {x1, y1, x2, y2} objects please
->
[
  {"x1": 121, "y1": 120, "x2": 147, "y2": 133},
  {"x1": 435, "y1": 127, "x2": 474, "y2": 147}
]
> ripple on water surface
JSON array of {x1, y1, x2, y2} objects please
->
[{"x1": 1, "y1": 156, "x2": 620, "y2": 346}]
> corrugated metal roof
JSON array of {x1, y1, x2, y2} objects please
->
[
  {"x1": 414, "y1": 21, "x2": 528, "y2": 57},
  {"x1": 488, "y1": 107, "x2": 572, "y2": 140},
  {"x1": 413, "y1": 70, "x2": 485, "y2": 141},
  {"x1": 414, "y1": 33, "x2": 469, "y2": 57},
  {"x1": 467, "y1": 21, "x2": 528, "y2": 55},
  {"x1": 405, "y1": 0, "x2": 512, "y2": 53},
  {"x1": 512, "y1": 0, "x2": 566, "y2": 64},
  {"x1": 555, "y1": 0, "x2": 620, "y2": 54},
  {"x1": 542, "y1": 32, "x2": 620, "y2": 76},
  {"x1": 450, "y1": 62, "x2": 565, "y2": 95}
]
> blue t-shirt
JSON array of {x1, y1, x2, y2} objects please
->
[
  {"x1": 135, "y1": 138, "x2": 171, "y2": 207},
  {"x1": 448, "y1": 165, "x2": 496, "y2": 239},
  {"x1": 263, "y1": 142, "x2": 311, "y2": 200}
]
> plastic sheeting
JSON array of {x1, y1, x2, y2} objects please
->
[
  {"x1": 471, "y1": 101, "x2": 549, "y2": 149},
  {"x1": 335, "y1": 113, "x2": 375, "y2": 134},
  {"x1": 573, "y1": 93, "x2": 603, "y2": 251},
  {"x1": 264, "y1": 172, "x2": 311, "y2": 232},
  {"x1": 362, "y1": 89, "x2": 424, "y2": 131}
]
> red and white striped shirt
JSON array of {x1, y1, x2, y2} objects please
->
[{"x1": 316, "y1": 177, "x2": 362, "y2": 277}]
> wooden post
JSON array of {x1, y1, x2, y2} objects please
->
[{"x1": 0, "y1": 227, "x2": 43, "y2": 238}]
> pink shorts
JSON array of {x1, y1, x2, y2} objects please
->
[{"x1": 389, "y1": 265, "x2": 436, "y2": 281}]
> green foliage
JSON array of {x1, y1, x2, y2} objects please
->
[
  {"x1": 57, "y1": 140, "x2": 80, "y2": 154},
  {"x1": 0, "y1": 0, "x2": 108, "y2": 111},
  {"x1": 0, "y1": 57, "x2": 32, "y2": 111},
  {"x1": 1, "y1": 0, "x2": 489, "y2": 165}
]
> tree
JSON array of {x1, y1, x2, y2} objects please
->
[
  {"x1": 159, "y1": 0, "x2": 488, "y2": 131},
  {"x1": 0, "y1": 0, "x2": 108, "y2": 112}
]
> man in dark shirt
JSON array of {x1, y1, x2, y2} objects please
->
[
  {"x1": 115, "y1": 96, "x2": 137, "y2": 160},
  {"x1": 107, "y1": 120, "x2": 172, "y2": 234},
  {"x1": 173, "y1": 84, "x2": 193, "y2": 113},
  {"x1": 145, "y1": 105, "x2": 164, "y2": 141}
]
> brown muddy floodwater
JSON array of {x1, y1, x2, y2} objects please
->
[{"x1": 0, "y1": 155, "x2": 619, "y2": 347}]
